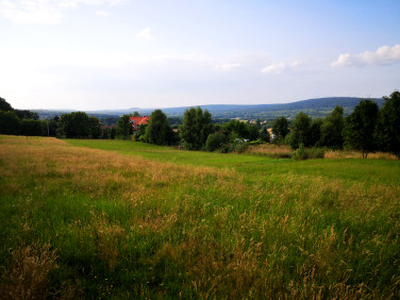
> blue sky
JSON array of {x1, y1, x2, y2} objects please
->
[{"x1": 0, "y1": 0, "x2": 399, "y2": 110}]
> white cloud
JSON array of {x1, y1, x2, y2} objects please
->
[
  {"x1": 0, "y1": 0, "x2": 128, "y2": 24},
  {"x1": 261, "y1": 61, "x2": 301, "y2": 74},
  {"x1": 0, "y1": 0, "x2": 63, "y2": 24},
  {"x1": 215, "y1": 63, "x2": 242, "y2": 72},
  {"x1": 96, "y1": 10, "x2": 108, "y2": 16},
  {"x1": 213, "y1": 51, "x2": 271, "y2": 73},
  {"x1": 58, "y1": 0, "x2": 128, "y2": 7},
  {"x1": 137, "y1": 27, "x2": 154, "y2": 40},
  {"x1": 331, "y1": 44, "x2": 400, "y2": 67}
]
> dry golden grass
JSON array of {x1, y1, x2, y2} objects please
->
[
  {"x1": 0, "y1": 136, "x2": 240, "y2": 203},
  {"x1": 248, "y1": 143, "x2": 293, "y2": 154},
  {"x1": 0, "y1": 242, "x2": 57, "y2": 300},
  {"x1": 325, "y1": 150, "x2": 398, "y2": 160},
  {"x1": 247, "y1": 143, "x2": 399, "y2": 160},
  {"x1": 247, "y1": 143, "x2": 293, "y2": 158}
]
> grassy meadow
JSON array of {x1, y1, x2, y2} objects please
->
[{"x1": 1, "y1": 135, "x2": 400, "y2": 299}]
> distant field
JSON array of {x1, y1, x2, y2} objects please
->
[{"x1": 1, "y1": 136, "x2": 400, "y2": 299}]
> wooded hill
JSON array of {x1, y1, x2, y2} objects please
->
[
  {"x1": 154, "y1": 97, "x2": 384, "y2": 119},
  {"x1": 34, "y1": 97, "x2": 384, "y2": 120}
]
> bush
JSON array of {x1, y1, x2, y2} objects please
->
[
  {"x1": 205, "y1": 132, "x2": 228, "y2": 152},
  {"x1": 293, "y1": 143, "x2": 325, "y2": 160},
  {"x1": 248, "y1": 139, "x2": 264, "y2": 146},
  {"x1": 234, "y1": 142, "x2": 249, "y2": 153}
]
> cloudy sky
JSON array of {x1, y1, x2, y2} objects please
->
[{"x1": 0, "y1": 0, "x2": 399, "y2": 110}]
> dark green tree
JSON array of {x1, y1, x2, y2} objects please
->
[
  {"x1": 320, "y1": 106, "x2": 344, "y2": 149},
  {"x1": 287, "y1": 112, "x2": 312, "y2": 149},
  {"x1": 248, "y1": 124, "x2": 260, "y2": 141},
  {"x1": 88, "y1": 116, "x2": 102, "y2": 139},
  {"x1": 309, "y1": 118, "x2": 322, "y2": 147},
  {"x1": 259, "y1": 126, "x2": 271, "y2": 143},
  {"x1": 255, "y1": 119, "x2": 262, "y2": 129},
  {"x1": 47, "y1": 116, "x2": 60, "y2": 137},
  {"x1": 135, "y1": 124, "x2": 147, "y2": 142},
  {"x1": 272, "y1": 117, "x2": 289, "y2": 142},
  {"x1": 21, "y1": 119, "x2": 44, "y2": 136},
  {"x1": 117, "y1": 114, "x2": 133, "y2": 140},
  {"x1": 180, "y1": 107, "x2": 214, "y2": 150},
  {"x1": 0, "y1": 111, "x2": 21, "y2": 135},
  {"x1": 15, "y1": 110, "x2": 39, "y2": 120},
  {"x1": 222, "y1": 120, "x2": 261, "y2": 141},
  {"x1": 223, "y1": 120, "x2": 248, "y2": 139},
  {"x1": 205, "y1": 131, "x2": 228, "y2": 152},
  {"x1": 145, "y1": 109, "x2": 174, "y2": 145},
  {"x1": 102, "y1": 126, "x2": 117, "y2": 139},
  {"x1": 0, "y1": 97, "x2": 13, "y2": 112},
  {"x1": 110, "y1": 127, "x2": 117, "y2": 139},
  {"x1": 59, "y1": 112, "x2": 91, "y2": 138},
  {"x1": 344, "y1": 99, "x2": 379, "y2": 158},
  {"x1": 376, "y1": 91, "x2": 400, "y2": 157}
]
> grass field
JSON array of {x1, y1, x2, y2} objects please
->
[{"x1": 1, "y1": 135, "x2": 400, "y2": 299}]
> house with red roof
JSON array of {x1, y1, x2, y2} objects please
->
[{"x1": 129, "y1": 116, "x2": 150, "y2": 131}]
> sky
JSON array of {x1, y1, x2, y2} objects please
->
[{"x1": 0, "y1": 0, "x2": 399, "y2": 110}]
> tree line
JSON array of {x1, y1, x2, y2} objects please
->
[
  {"x1": 271, "y1": 91, "x2": 400, "y2": 158},
  {"x1": 135, "y1": 107, "x2": 270, "y2": 153},
  {"x1": 0, "y1": 98, "x2": 105, "y2": 139},
  {"x1": 1, "y1": 91, "x2": 399, "y2": 158},
  {"x1": 0, "y1": 97, "x2": 46, "y2": 136}
]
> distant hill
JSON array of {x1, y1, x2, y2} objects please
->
[
  {"x1": 33, "y1": 97, "x2": 384, "y2": 120},
  {"x1": 112, "y1": 97, "x2": 384, "y2": 119}
]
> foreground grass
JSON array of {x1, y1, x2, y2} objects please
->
[{"x1": 1, "y1": 136, "x2": 400, "y2": 299}]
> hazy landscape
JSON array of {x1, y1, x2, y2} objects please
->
[{"x1": 1, "y1": 0, "x2": 400, "y2": 299}]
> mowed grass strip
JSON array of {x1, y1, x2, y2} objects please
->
[{"x1": 1, "y1": 136, "x2": 400, "y2": 299}]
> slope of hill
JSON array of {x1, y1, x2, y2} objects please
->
[
  {"x1": 33, "y1": 97, "x2": 384, "y2": 120},
  {"x1": 151, "y1": 97, "x2": 383, "y2": 119}
]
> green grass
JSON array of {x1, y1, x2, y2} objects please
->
[
  {"x1": 1, "y1": 136, "x2": 400, "y2": 299},
  {"x1": 68, "y1": 139, "x2": 399, "y2": 185}
]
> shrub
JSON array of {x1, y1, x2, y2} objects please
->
[
  {"x1": 293, "y1": 144, "x2": 325, "y2": 160},
  {"x1": 248, "y1": 139, "x2": 264, "y2": 146},
  {"x1": 234, "y1": 142, "x2": 249, "y2": 153},
  {"x1": 205, "y1": 132, "x2": 228, "y2": 152}
]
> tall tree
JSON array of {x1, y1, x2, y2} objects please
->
[
  {"x1": 344, "y1": 99, "x2": 379, "y2": 158},
  {"x1": 117, "y1": 114, "x2": 133, "y2": 140},
  {"x1": 223, "y1": 120, "x2": 249, "y2": 139},
  {"x1": 376, "y1": 91, "x2": 400, "y2": 157},
  {"x1": 180, "y1": 107, "x2": 214, "y2": 150},
  {"x1": 144, "y1": 109, "x2": 174, "y2": 145},
  {"x1": 59, "y1": 112, "x2": 91, "y2": 138},
  {"x1": 309, "y1": 118, "x2": 323, "y2": 147},
  {"x1": 320, "y1": 105, "x2": 344, "y2": 149},
  {"x1": 287, "y1": 112, "x2": 312, "y2": 149},
  {"x1": 88, "y1": 116, "x2": 102, "y2": 139},
  {"x1": 272, "y1": 116, "x2": 289, "y2": 142}
]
